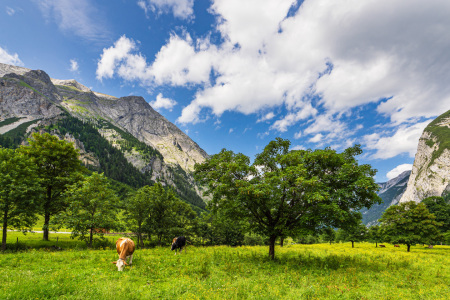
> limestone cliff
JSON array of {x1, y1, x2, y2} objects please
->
[{"x1": 399, "y1": 110, "x2": 450, "y2": 203}]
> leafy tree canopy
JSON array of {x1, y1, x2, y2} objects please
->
[
  {"x1": 194, "y1": 138, "x2": 381, "y2": 259},
  {"x1": 19, "y1": 132, "x2": 82, "y2": 240},
  {"x1": 379, "y1": 201, "x2": 442, "y2": 251},
  {"x1": 0, "y1": 147, "x2": 43, "y2": 250},
  {"x1": 422, "y1": 196, "x2": 450, "y2": 233}
]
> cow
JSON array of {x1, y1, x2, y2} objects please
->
[
  {"x1": 379, "y1": 245, "x2": 386, "y2": 248},
  {"x1": 394, "y1": 245, "x2": 400, "y2": 247},
  {"x1": 171, "y1": 236, "x2": 186, "y2": 255},
  {"x1": 112, "y1": 237, "x2": 135, "y2": 271}
]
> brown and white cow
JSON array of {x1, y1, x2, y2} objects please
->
[{"x1": 112, "y1": 237, "x2": 135, "y2": 271}]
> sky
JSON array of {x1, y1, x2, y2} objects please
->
[{"x1": 1, "y1": 0, "x2": 449, "y2": 182}]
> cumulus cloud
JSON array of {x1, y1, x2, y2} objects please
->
[
  {"x1": 34, "y1": 0, "x2": 109, "y2": 42},
  {"x1": 69, "y1": 59, "x2": 79, "y2": 72},
  {"x1": 0, "y1": 47, "x2": 23, "y2": 66},
  {"x1": 363, "y1": 121, "x2": 430, "y2": 159},
  {"x1": 150, "y1": 93, "x2": 177, "y2": 111},
  {"x1": 137, "y1": 0, "x2": 194, "y2": 20},
  {"x1": 97, "y1": 0, "x2": 450, "y2": 158},
  {"x1": 386, "y1": 164, "x2": 413, "y2": 180}
]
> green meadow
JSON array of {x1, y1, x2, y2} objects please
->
[{"x1": 1, "y1": 232, "x2": 449, "y2": 300}]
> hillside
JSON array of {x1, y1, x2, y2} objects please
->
[
  {"x1": 400, "y1": 109, "x2": 450, "y2": 203},
  {"x1": 361, "y1": 171, "x2": 410, "y2": 226},
  {"x1": 0, "y1": 63, "x2": 207, "y2": 210}
]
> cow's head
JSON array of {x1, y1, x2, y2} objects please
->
[{"x1": 112, "y1": 258, "x2": 128, "y2": 271}]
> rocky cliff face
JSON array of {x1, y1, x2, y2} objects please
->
[
  {"x1": 0, "y1": 62, "x2": 208, "y2": 207},
  {"x1": 399, "y1": 110, "x2": 450, "y2": 203}
]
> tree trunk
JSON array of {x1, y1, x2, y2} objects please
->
[
  {"x1": 89, "y1": 228, "x2": 93, "y2": 247},
  {"x1": 329, "y1": 240, "x2": 332, "y2": 245},
  {"x1": 351, "y1": 241, "x2": 354, "y2": 248},
  {"x1": 407, "y1": 244, "x2": 410, "y2": 252},
  {"x1": 376, "y1": 242, "x2": 378, "y2": 247},
  {"x1": 43, "y1": 212, "x2": 50, "y2": 241},
  {"x1": 280, "y1": 236, "x2": 284, "y2": 247},
  {"x1": 2, "y1": 210, "x2": 8, "y2": 251},
  {"x1": 269, "y1": 235, "x2": 277, "y2": 260}
]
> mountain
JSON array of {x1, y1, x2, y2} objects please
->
[
  {"x1": 361, "y1": 171, "x2": 410, "y2": 226},
  {"x1": 0, "y1": 63, "x2": 208, "y2": 210},
  {"x1": 399, "y1": 109, "x2": 450, "y2": 203}
]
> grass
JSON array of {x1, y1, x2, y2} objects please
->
[{"x1": 1, "y1": 232, "x2": 449, "y2": 299}]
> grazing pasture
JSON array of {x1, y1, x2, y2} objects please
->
[{"x1": 1, "y1": 232, "x2": 449, "y2": 299}]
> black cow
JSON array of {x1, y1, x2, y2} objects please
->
[{"x1": 171, "y1": 236, "x2": 186, "y2": 255}]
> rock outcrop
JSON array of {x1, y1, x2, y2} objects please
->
[{"x1": 399, "y1": 110, "x2": 450, "y2": 203}]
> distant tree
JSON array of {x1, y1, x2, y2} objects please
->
[
  {"x1": 19, "y1": 132, "x2": 82, "y2": 241},
  {"x1": 379, "y1": 201, "x2": 442, "y2": 252},
  {"x1": 336, "y1": 219, "x2": 368, "y2": 248},
  {"x1": 422, "y1": 196, "x2": 450, "y2": 233},
  {"x1": 144, "y1": 182, "x2": 195, "y2": 245},
  {"x1": 194, "y1": 138, "x2": 381, "y2": 259},
  {"x1": 56, "y1": 172, "x2": 119, "y2": 247},
  {"x1": 320, "y1": 227, "x2": 336, "y2": 245},
  {"x1": 367, "y1": 224, "x2": 383, "y2": 247},
  {"x1": 0, "y1": 148, "x2": 43, "y2": 250},
  {"x1": 124, "y1": 185, "x2": 153, "y2": 247}
]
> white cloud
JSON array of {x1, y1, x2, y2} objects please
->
[
  {"x1": 291, "y1": 145, "x2": 306, "y2": 151},
  {"x1": 34, "y1": 0, "x2": 109, "y2": 42},
  {"x1": 294, "y1": 131, "x2": 302, "y2": 139},
  {"x1": 150, "y1": 93, "x2": 177, "y2": 111},
  {"x1": 69, "y1": 59, "x2": 79, "y2": 72},
  {"x1": 386, "y1": 164, "x2": 413, "y2": 180},
  {"x1": 0, "y1": 47, "x2": 23, "y2": 66},
  {"x1": 97, "y1": 0, "x2": 450, "y2": 160},
  {"x1": 229, "y1": 128, "x2": 234, "y2": 134},
  {"x1": 257, "y1": 112, "x2": 275, "y2": 123},
  {"x1": 137, "y1": 0, "x2": 194, "y2": 20},
  {"x1": 309, "y1": 134, "x2": 323, "y2": 143},
  {"x1": 96, "y1": 36, "x2": 138, "y2": 81},
  {"x1": 363, "y1": 121, "x2": 431, "y2": 159},
  {"x1": 6, "y1": 7, "x2": 15, "y2": 16}
]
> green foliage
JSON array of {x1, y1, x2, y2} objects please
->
[
  {"x1": 424, "y1": 109, "x2": 450, "y2": 166},
  {"x1": 195, "y1": 138, "x2": 381, "y2": 259},
  {"x1": 422, "y1": 196, "x2": 450, "y2": 233},
  {"x1": 379, "y1": 201, "x2": 443, "y2": 251},
  {"x1": 0, "y1": 119, "x2": 41, "y2": 148},
  {"x1": 56, "y1": 172, "x2": 120, "y2": 247},
  {"x1": 336, "y1": 219, "x2": 368, "y2": 248},
  {"x1": 0, "y1": 147, "x2": 43, "y2": 250},
  {"x1": 0, "y1": 117, "x2": 22, "y2": 127},
  {"x1": 18, "y1": 132, "x2": 82, "y2": 240},
  {"x1": 47, "y1": 114, "x2": 154, "y2": 188},
  {"x1": 141, "y1": 182, "x2": 196, "y2": 245},
  {"x1": 367, "y1": 224, "x2": 384, "y2": 247}
]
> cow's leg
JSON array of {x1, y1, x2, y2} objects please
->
[{"x1": 129, "y1": 254, "x2": 133, "y2": 265}]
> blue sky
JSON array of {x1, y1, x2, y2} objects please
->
[{"x1": 1, "y1": 0, "x2": 449, "y2": 182}]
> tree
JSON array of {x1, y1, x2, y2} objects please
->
[
  {"x1": 56, "y1": 172, "x2": 119, "y2": 247},
  {"x1": 0, "y1": 148, "x2": 43, "y2": 250},
  {"x1": 336, "y1": 218, "x2": 368, "y2": 248},
  {"x1": 422, "y1": 196, "x2": 450, "y2": 233},
  {"x1": 144, "y1": 182, "x2": 195, "y2": 245},
  {"x1": 320, "y1": 227, "x2": 336, "y2": 245},
  {"x1": 194, "y1": 138, "x2": 381, "y2": 259},
  {"x1": 124, "y1": 185, "x2": 153, "y2": 247},
  {"x1": 379, "y1": 201, "x2": 442, "y2": 252},
  {"x1": 368, "y1": 224, "x2": 383, "y2": 247},
  {"x1": 19, "y1": 132, "x2": 82, "y2": 241}
]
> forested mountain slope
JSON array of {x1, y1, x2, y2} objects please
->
[{"x1": 0, "y1": 63, "x2": 207, "y2": 210}]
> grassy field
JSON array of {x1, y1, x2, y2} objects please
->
[{"x1": 1, "y1": 232, "x2": 449, "y2": 299}]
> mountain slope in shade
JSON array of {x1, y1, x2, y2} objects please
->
[{"x1": 361, "y1": 171, "x2": 410, "y2": 226}]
